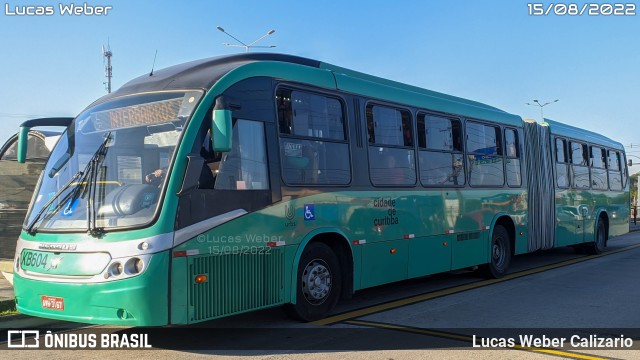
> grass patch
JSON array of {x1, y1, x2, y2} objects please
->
[
  {"x1": 0, "y1": 308, "x2": 17, "y2": 316},
  {"x1": 0, "y1": 299, "x2": 17, "y2": 316}
]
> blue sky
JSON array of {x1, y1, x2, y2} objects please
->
[{"x1": 0, "y1": 0, "x2": 638, "y2": 170}]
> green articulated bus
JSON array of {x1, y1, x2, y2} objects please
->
[{"x1": 13, "y1": 54, "x2": 629, "y2": 326}]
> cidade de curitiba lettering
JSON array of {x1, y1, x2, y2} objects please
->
[
  {"x1": 4, "y1": 2, "x2": 113, "y2": 16},
  {"x1": 372, "y1": 197, "x2": 399, "y2": 226}
]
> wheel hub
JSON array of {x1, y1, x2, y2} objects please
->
[{"x1": 302, "y1": 260, "x2": 332, "y2": 304}]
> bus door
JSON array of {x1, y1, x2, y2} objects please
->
[
  {"x1": 576, "y1": 204, "x2": 594, "y2": 243},
  {"x1": 575, "y1": 204, "x2": 589, "y2": 243}
]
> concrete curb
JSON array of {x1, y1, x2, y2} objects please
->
[
  {"x1": 0, "y1": 312, "x2": 66, "y2": 328},
  {"x1": 0, "y1": 260, "x2": 13, "y2": 273}
]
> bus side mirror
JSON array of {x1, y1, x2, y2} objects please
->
[
  {"x1": 629, "y1": 159, "x2": 633, "y2": 167},
  {"x1": 212, "y1": 109, "x2": 232, "y2": 152},
  {"x1": 17, "y1": 117, "x2": 73, "y2": 163}
]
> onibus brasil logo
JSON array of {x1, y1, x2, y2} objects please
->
[{"x1": 7, "y1": 330, "x2": 152, "y2": 349}]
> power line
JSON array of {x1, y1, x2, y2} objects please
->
[{"x1": 0, "y1": 112, "x2": 56, "y2": 118}]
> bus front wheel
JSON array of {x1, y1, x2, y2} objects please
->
[
  {"x1": 484, "y1": 225, "x2": 511, "y2": 278},
  {"x1": 586, "y1": 221, "x2": 606, "y2": 255},
  {"x1": 286, "y1": 242, "x2": 342, "y2": 321}
]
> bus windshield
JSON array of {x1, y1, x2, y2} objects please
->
[{"x1": 24, "y1": 91, "x2": 203, "y2": 234}]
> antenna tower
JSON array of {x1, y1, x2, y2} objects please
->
[{"x1": 102, "y1": 41, "x2": 113, "y2": 93}]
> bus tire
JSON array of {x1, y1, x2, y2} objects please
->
[
  {"x1": 586, "y1": 221, "x2": 606, "y2": 255},
  {"x1": 484, "y1": 225, "x2": 511, "y2": 278},
  {"x1": 285, "y1": 242, "x2": 342, "y2": 321}
]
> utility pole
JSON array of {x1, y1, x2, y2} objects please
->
[
  {"x1": 526, "y1": 99, "x2": 559, "y2": 122},
  {"x1": 102, "y1": 42, "x2": 113, "y2": 93},
  {"x1": 216, "y1": 26, "x2": 276, "y2": 52}
]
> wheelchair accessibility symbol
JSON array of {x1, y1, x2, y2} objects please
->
[
  {"x1": 62, "y1": 199, "x2": 80, "y2": 217},
  {"x1": 304, "y1": 204, "x2": 315, "y2": 221}
]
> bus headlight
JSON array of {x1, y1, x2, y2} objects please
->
[
  {"x1": 109, "y1": 262, "x2": 123, "y2": 277},
  {"x1": 125, "y1": 257, "x2": 144, "y2": 274},
  {"x1": 102, "y1": 255, "x2": 150, "y2": 281}
]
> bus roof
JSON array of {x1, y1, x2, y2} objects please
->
[
  {"x1": 93, "y1": 53, "x2": 619, "y2": 141},
  {"x1": 325, "y1": 63, "x2": 523, "y2": 126},
  {"x1": 99, "y1": 53, "x2": 320, "y2": 102},
  {"x1": 545, "y1": 119, "x2": 624, "y2": 150},
  {"x1": 95, "y1": 53, "x2": 522, "y2": 126}
]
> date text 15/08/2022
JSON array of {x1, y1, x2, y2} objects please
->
[{"x1": 528, "y1": 3, "x2": 635, "y2": 16}]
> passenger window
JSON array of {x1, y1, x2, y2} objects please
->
[
  {"x1": 277, "y1": 89, "x2": 345, "y2": 140},
  {"x1": 369, "y1": 147, "x2": 416, "y2": 186},
  {"x1": 607, "y1": 149, "x2": 622, "y2": 191},
  {"x1": 556, "y1": 138, "x2": 567, "y2": 163},
  {"x1": 367, "y1": 105, "x2": 413, "y2": 147},
  {"x1": 417, "y1": 114, "x2": 464, "y2": 186},
  {"x1": 590, "y1": 147, "x2": 606, "y2": 169},
  {"x1": 622, "y1": 152, "x2": 629, "y2": 188},
  {"x1": 366, "y1": 104, "x2": 415, "y2": 186},
  {"x1": 608, "y1": 150, "x2": 621, "y2": 171},
  {"x1": 277, "y1": 88, "x2": 351, "y2": 185},
  {"x1": 280, "y1": 139, "x2": 350, "y2": 185},
  {"x1": 555, "y1": 138, "x2": 569, "y2": 188},
  {"x1": 215, "y1": 120, "x2": 269, "y2": 190},
  {"x1": 590, "y1": 146, "x2": 607, "y2": 190},
  {"x1": 466, "y1": 121, "x2": 504, "y2": 187},
  {"x1": 505, "y1": 129, "x2": 518, "y2": 157},
  {"x1": 504, "y1": 128, "x2": 521, "y2": 187},
  {"x1": 418, "y1": 114, "x2": 460, "y2": 151},
  {"x1": 570, "y1": 141, "x2": 589, "y2": 188},
  {"x1": 466, "y1": 122, "x2": 502, "y2": 155},
  {"x1": 570, "y1": 142, "x2": 587, "y2": 166}
]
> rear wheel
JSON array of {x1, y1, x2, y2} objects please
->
[
  {"x1": 484, "y1": 225, "x2": 512, "y2": 278},
  {"x1": 285, "y1": 242, "x2": 342, "y2": 321},
  {"x1": 586, "y1": 221, "x2": 606, "y2": 255}
]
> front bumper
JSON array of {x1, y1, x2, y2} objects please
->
[{"x1": 13, "y1": 250, "x2": 169, "y2": 326}]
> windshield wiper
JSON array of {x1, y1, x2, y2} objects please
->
[
  {"x1": 25, "y1": 170, "x2": 84, "y2": 235},
  {"x1": 86, "y1": 132, "x2": 112, "y2": 238},
  {"x1": 25, "y1": 132, "x2": 112, "y2": 236}
]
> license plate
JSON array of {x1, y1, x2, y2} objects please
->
[{"x1": 41, "y1": 296, "x2": 64, "y2": 311}]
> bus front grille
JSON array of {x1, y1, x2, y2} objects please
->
[{"x1": 188, "y1": 249, "x2": 285, "y2": 322}]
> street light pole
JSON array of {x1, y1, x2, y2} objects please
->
[
  {"x1": 526, "y1": 99, "x2": 559, "y2": 122},
  {"x1": 216, "y1": 26, "x2": 276, "y2": 52}
]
